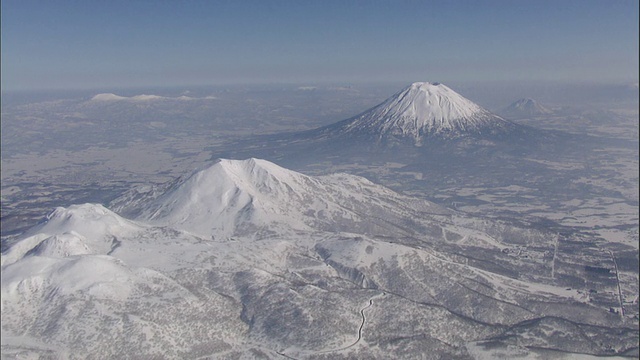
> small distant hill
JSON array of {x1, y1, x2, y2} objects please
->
[{"x1": 499, "y1": 98, "x2": 553, "y2": 119}]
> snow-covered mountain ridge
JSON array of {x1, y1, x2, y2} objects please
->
[
  {"x1": 2, "y1": 158, "x2": 635, "y2": 358},
  {"x1": 1, "y1": 204, "x2": 143, "y2": 267},
  {"x1": 130, "y1": 158, "x2": 446, "y2": 239}
]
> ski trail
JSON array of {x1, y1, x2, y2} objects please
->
[
  {"x1": 608, "y1": 250, "x2": 624, "y2": 319},
  {"x1": 551, "y1": 234, "x2": 559, "y2": 279},
  {"x1": 280, "y1": 292, "x2": 385, "y2": 358}
]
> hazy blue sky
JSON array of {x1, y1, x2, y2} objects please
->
[{"x1": 2, "y1": 0, "x2": 638, "y2": 91}]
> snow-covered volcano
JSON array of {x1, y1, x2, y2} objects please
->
[
  {"x1": 129, "y1": 158, "x2": 445, "y2": 239},
  {"x1": 319, "y1": 82, "x2": 516, "y2": 145}
]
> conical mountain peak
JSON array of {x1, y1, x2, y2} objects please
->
[
  {"x1": 213, "y1": 158, "x2": 302, "y2": 184},
  {"x1": 323, "y1": 82, "x2": 515, "y2": 145},
  {"x1": 500, "y1": 98, "x2": 552, "y2": 118},
  {"x1": 379, "y1": 82, "x2": 485, "y2": 122}
]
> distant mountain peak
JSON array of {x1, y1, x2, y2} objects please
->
[
  {"x1": 91, "y1": 93, "x2": 126, "y2": 101},
  {"x1": 374, "y1": 82, "x2": 486, "y2": 126},
  {"x1": 89, "y1": 93, "x2": 216, "y2": 102},
  {"x1": 500, "y1": 98, "x2": 552, "y2": 118},
  {"x1": 322, "y1": 82, "x2": 515, "y2": 145}
]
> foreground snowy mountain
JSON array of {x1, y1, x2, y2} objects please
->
[
  {"x1": 2, "y1": 159, "x2": 637, "y2": 359},
  {"x1": 128, "y1": 158, "x2": 448, "y2": 239}
]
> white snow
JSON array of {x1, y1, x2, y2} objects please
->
[
  {"x1": 2, "y1": 255, "x2": 135, "y2": 300},
  {"x1": 25, "y1": 231, "x2": 93, "y2": 258}
]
